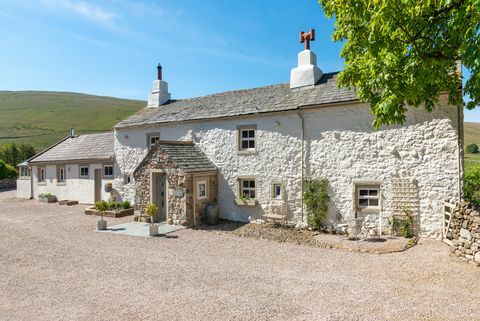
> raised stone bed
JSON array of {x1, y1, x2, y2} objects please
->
[
  {"x1": 84, "y1": 207, "x2": 134, "y2": 218},
  {"x1": 39, "y1": 195, "x2": 57, "y2": 203},
  {"x1": 59, "y1": 200, "x2": 79, "y2": 206}
]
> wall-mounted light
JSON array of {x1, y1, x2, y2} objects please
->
[{"x1": 273, "y1": 121, "x2": 280, "y2": 127}]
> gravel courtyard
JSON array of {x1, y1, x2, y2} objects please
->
[{"x1": 1, "y1": 190, "x2": 479, "y2": 321}]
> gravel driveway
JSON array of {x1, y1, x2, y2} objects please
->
[{"x1": 1, "y1": 190, "x2": 479, "y2": 321}]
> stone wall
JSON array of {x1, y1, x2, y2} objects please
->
[
  {"x1": 0, "y1": 178, "x2": 16, "y2": 190},
  {"x1": 445, "y1": 202, "x2": 480, "y2": 267},
  {"x1": 133, "y1": 147, "x2": 189, "y2": 225}
]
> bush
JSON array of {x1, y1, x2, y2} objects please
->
[
  {"x1": 0, "y1": 159, "x2": 17, "y2": 179},
  {"x1": 95, "y1": 200, "x2": 109, "y2": 211},
  {"x1": 464, "y1": 162, "x2": 480, "y2": 205},
  {"x1": 466, "y1": 143, "x2": 479, "y2": 154},
  {"x1": 303, "y1": 177, "x2": 329, "y2": 230},
  {"x1": 122, "y1": 201, "x2": 131, "y2": 209}
]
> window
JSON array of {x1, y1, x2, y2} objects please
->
[
  {"x1": 104, "y1": 165, "x2": 113, "y2": 178},
  {"x1": 147, "y1": 133, "x2": 160, "y2": 150},
  {"x1": 197, "y1": 180, "x2": 207, "y2": 199},
  {"x1": 58, "y1": 167, "x2": 66, "y2": 183},
  {"x1": 19, "y1": 167, "x2": 30, "y2": 177},
  {"x1": 357, "y1": 186, "x2": 380, "y2": 210},
  {"x1": 80, "y1": 166, "x2": 89, "y2": 178},
  {"x1": 239, "y1": 178, "x2": 256, "y2": 199},
  {"x1": 124, "y1": 174, "x2": 132, "y2": 184},
  {"x1": 240, "y1": 129, "x2": 255, "y2": 150},
  {"x1": 38, "y1": 167, "x2": 46, "y2": 183},
  {"x1": 272, "y1": 183, "x2": 282, "y2": 200}
]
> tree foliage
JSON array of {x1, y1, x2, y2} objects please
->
[
  {"x1": 0, "y1": 159, "x2": 17, "y2": 179},
  {"x1": 466, "y1": 143, "x2": 480, "y2": 153},
  {"x1": 303, "y1": 177, "x2": 329, "y2": 230},
  {"x1": 0, "y1": 142, "x2": 36, "y2": 166},
  {"x1": 464, "y1": 162, "x2": 480, "y2": 205},
  {"x1": 320, "y1": 0, "x2": 479, "y2": 128}
]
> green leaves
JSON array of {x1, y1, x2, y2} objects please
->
[{"x1": 319, "y1": 0, "x2": 479, "y2": 128}]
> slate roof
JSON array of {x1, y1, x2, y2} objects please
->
[
  {"x1": 115, "y1": 72, "x2": 358, "y2": 128},
  {"x1": 29, "y1": 132, "x2": 114, "y2": 163},
  {"x1": 156, "y1": 141, "x2": 217, "y2": 173}
]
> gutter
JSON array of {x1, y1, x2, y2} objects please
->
[{"x1": 297, "y1": 111, "x2": 305, "y2": 223}]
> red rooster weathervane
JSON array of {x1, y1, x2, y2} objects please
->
[{"x1": 300, "y1": 29, "x2": 315, "y2": 50}]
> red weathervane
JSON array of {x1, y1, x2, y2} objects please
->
[{"x1": 300, "y1": 29, "x2": 315, "y2": 50}]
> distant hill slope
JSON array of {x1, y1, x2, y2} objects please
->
[
  {"x1": 0, "y1": 91, "x2": 146, "y2": 150},
  {"x1": 464, "y1": 122, "x2": 480, "y2": 146}
]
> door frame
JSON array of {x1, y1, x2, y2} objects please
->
[
  {"x1": 150, "y1": 169, "x2": 168, "y2": 222},
  {"x1": 94, "y1": 168, "x2": 102, "y2": 203}
]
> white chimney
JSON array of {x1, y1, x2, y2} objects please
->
[
  {"x1": 147, "y1": 64, "x2": 171, "y2": 107},
  {"x1": 290, "y1": 29, "x2": 323, "y2": 89}
]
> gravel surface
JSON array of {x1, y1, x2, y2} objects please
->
[{"x1": 1, "y1": 190, "x2": 480, "y2": 321}]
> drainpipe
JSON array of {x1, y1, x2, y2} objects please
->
[
  {"x1": 297, "y1": 110, "x2": 305, "y2": 222},
  {"x1": 457, "y1": 103, "x2": 464, "y2": 201}
]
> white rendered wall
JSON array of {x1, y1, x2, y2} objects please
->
[
  {"x1": 16, "y1": 178, "x2": 31, "y2": 198},
  {"x1": 31, "y1": 163, "x2": 114, "y2": 204},
  {"x1": 114, "y1": 96, "x2": 460, "y2": 237}
]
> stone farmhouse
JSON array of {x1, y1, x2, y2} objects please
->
[{"x1": 17, "y1": 33, "x2": 463, "y2": 237}]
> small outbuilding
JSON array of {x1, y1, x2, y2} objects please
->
[{"x1": 133, "y1": 141, "x2": 218, "y2": 226}]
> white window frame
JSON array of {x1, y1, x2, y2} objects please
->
[
  {"x1": 197, "y1": 180, "x2": 207, "y2": 199},
  {"x1": 272, "y1": 183, "x2": 283, "y2": 200},
  {"x1": 58, "y1": 166, "x2": 66, "y2": 183},
  {"x1": 147, "y1": 133, "x2": 160, "y2": 151},
  {"x1": 20, "y1": 167, "x2": 30, "y2": 178},
  {"x1": 38, "y1": 167, "x2": 46, "y2": 183},
  {"x1": 103, "y1": 165, "x2": 113, "y2": 178},
  {"x1": 239, "y1": 178, "x2": 256, "y2": 199},
  {"x1": 79, "y1": 166, "x2": 89, "y2": 178},
  {"x1": 237, "y1": 125, "x2": 257, "y2": 153},
  {"x1": 357, "y1": 185, "x2": 380, "y2": 210}
]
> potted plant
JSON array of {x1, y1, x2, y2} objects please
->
[
  {"x1": 146, "y1": 203, "x2": 158, "y2": 236},
  {"x1": 95, "y1": 200, "x2": 108, "y2": 230},
  {"x1": 234, "y1": 194, "x2": 257, "y2": 206}
]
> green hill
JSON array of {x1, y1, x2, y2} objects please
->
[
  {"x1": 0, "y1": 91, "x2": 145, "y2": 150},
  {"x1": 464, "y1": 122, "x2": 480, "y2": 163}
]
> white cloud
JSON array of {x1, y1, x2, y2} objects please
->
[{"x1": 40, "y1": 0, "x2": 117, "y2": 27}]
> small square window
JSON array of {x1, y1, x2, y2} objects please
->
[
  {"x1": 80, "y1": 166, "x2": 89, "y2": 178},
  {"x1": 197, "y1": 181, "x2": 207, "y2": 199},
  {"x1": 58, "y1": 167, "x2": 66, "y2": 182},
  {"x1": 239, "y1": 178, "x2": 256, "y2": 199},
  {"x1": 104, "y1": 165, "x2": 113, "y2": 177},
  {"x1": 357, "y1": 185, "x2": 380, "y2": 210},
  {"x1": 124, "y1": 174, "x2": 132, "y2": 184},
  {"x1": 147, "y1": 133, "x2": 160, "y2": 150},
  {"x1": 273, "y1": 183, "x2": 282, "y2": 199},
  {"x1": 238, "y1": 127, "x2": 256, "y2": 151}
]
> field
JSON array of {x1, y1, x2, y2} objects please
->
[
  {"x1": 0, "y1": 91, "x2": 145, "y2": 151},
  {"x1": 464, "y1": 122, "x2": 480, "y2": 165}
]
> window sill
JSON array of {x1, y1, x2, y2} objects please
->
[
  {"x1": 79, "y1": 176, "x2": 89, "y2": 179},
  {"x1": 197, "y1": 196, "x2": 208, "y2": 200},
  {"x1": 18, "y1": 177, "x2": 30, "y2": 180},
  {"x1": 37, "y1": 182, "x2": 46, "y2": 186},
  {"x1": 237, "y1": 150, "x2": 257, "y2": 156},
  {"x1": 57, "y1": 182, "x2": 67, "y2": 186},
  {"x1": 234, "y1": 198, "x2": 258, "y2": 206},
  {"x1": 103, "y1": 176, "x2": 113, "y2": 179}
]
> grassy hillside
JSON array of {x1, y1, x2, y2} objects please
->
[
  {"x1": 0, "y1": 91, "x2": 145, "y2": 151},
  {"x1": 464, "y1": 122, "x2": 480, "y2": 164}
]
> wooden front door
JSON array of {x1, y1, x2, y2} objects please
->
[
  {"x1": 151, "y1": 173, "x2": 166, "y2": 222},
  {"x1": 94, "y1": 169, "x2": 102, "y2": 202}
]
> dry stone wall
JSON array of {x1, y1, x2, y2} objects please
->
[
  {"x1": 0, "y1": 179, "x2": 16, "y2": 190},
  {"x1": 445, "y1": 202, "x2": 480, "y2": 267}
]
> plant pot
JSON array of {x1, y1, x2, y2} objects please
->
[
  {"x1": 234, "y1": 198, "x2": 258, "y2": 206},
  {"x1": 149, "y1": 223, "x2": 158, "y2": 236},
  {"x1": 97, "y1": 219, "x2": 107, "y2": 230}
]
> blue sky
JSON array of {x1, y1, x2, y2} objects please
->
[{"x1": 1, "y1": 0, "x2": 478, "y2": 122}]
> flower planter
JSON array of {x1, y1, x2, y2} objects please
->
[
  {"x1": 39, "y1": 195, "x2": 57, "y2": 203},
  {"x1": 84, "y1": 207, "x2": 134, "y2": 218},
  {"x1": 234, "y1": 198, "x2": 258, "y2": 206},
  {"x1": 149, "y1": 223, "x2": 158, "y2": 236},
  {"x1": 97, "y1": 219, "x2": 107, "y2": 230}
]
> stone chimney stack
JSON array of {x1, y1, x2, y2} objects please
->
[
  {"x1": 147, "y1": 63, "x2": 171, "y2": 107},
  {"x1": 290, "y1": 29, "x2": 323, "y2": 89}
]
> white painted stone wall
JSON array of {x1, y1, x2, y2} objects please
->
[
  {"x1": 30, "y1": 164, "x2": 114, "y2": 204},
  {"x1": 16, "y1": 178, "x2": 31, "y2": 198},
  {"x1": 114, "y1": 95, "x2": 461, "y2": 237}
]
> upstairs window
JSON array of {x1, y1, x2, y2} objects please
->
[
  {"x1": 147, "y1": 133, "x2": 160, "y2": 151},
  {"x1": 103, "y1": 165, "x2": 113, "y2": 178},
  {"x1": 237, "y1": 125, "x2": 257, "y2": 153},
  {"x1": 357, "y1": 185, "x2": 380, "y2": 210}
]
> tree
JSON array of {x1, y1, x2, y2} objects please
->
[
  {"x1": 466, "y1": 143, "x2": 479, "y2": 154},
  {"x1": 320, "y1": 0, "x2": 479, "y2": 128},
  {"x1": 18, "y1": 143, "x2": 36, "y2": 161},
  {"x1": 0, "y1": 160, "x2": 17, "y2": 179},
  {"x1": 0, "y1": 142, "x2": 36, "y2": 166}
]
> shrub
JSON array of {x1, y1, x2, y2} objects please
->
[
  {"x1": 122, "y1": 201, "x2": 131, "y2": 209},
  {"x1": 464, "y1": 162, "x2": 480, "y2": 206},
  {"x1": 303, "y1": 177, "x2": 329, "y2": 230},
  {"x1": 95, "y1": 200, "x2": 109, "y2": 211},
  {"x1": 0, "y1": 159, "x2": 17, "y2": 179},
  {"x1": 145, "y1": 203, "x2": 158, "y2": 223},
  {"x1": 466, "y1": 143, "x2": 479, "y2": 154}
]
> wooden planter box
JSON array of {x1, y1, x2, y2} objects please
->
[
  {"x1": 39, "y1": 195, "x2": 57, "y2": 203},
  {"x1": 234, "y1": 198, "x2": 258, "y2": 206},
  {"x1": 84, "y1": 207, "x2": 134, "y2": 218}
]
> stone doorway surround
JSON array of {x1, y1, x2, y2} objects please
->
[{"x1": 133, "y1": 140, "x2": 218, "y2": 227}]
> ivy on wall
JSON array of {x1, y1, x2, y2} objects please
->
[{"x1": 303, "y1": 177, "x2": 329, "y2": 230}]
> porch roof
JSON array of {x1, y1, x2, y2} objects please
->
[{"x1": 156, "y1": 141, "x2": 217, "y2": 173}]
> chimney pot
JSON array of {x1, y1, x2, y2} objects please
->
[
  {"x1": 157, "y1": 64, "x2": 162, "y2": 81},
  {"x1": 70, "y1": 128, "x2": 75, "y2": 138}
]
